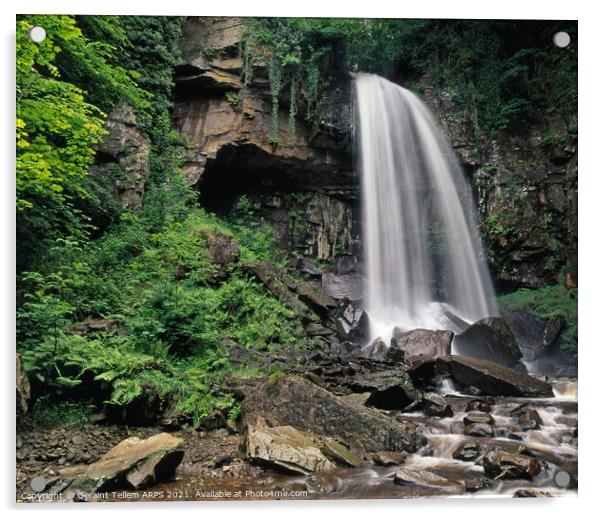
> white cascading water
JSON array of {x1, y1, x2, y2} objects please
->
[{"x1": 355, "y1": 73, "x2": 498, "y2": 344}]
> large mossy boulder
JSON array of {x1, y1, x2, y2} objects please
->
[
  {"x1": 439, "y1": 355, "x2": 553, "y2": 397},
  {"x1": 241, "y1": 374, "x2": 421, "y2": 453},
  {"x1": 453, "y1": 317, "x2": 523, "y2": 369},
  {"x1": 55, "y1": 433, "x2": 184, "y2": 493}
]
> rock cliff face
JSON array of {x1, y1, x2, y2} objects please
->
[
  {"x1": 420, "y1": 84, "x2": 577, "y2": 289},
  {"x1": 90, "y1": 103, "x2": 150, "y2": 210},
  {"x1": 172, "y1": 17, "x2": 358, "y2": 263},
  {"x1": 170, "y1": 17, "x2": 577, "y2": 288}
]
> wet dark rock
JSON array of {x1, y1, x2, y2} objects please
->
[
  {"x1": 422, "y1": 392, "x2": 454, "y2": 418},
  {"x1": 321, "y1": 272, "x2": 362, "y2": 301},
  {"x1": 464, "y1": 422, "x2": 494, "y2": 437},
  {"x1": 394, "y1": 468, "x2": 464, "y2": 493},
  {"x1": 504, "y1": 310, "x2": 566, "y2": 361},
  {"x1": 372, "y1": 451, "x2": 408, "y2": 466},
  {"x1": 483, "y1": 449, "x2": 541, "y2": 479},
  {"x1": 363, "y1": 337, "x2": 388, "y2": 360},
  {"x1": 304, "y1": 322, "x2": 336, "y2": 337},
  {"x1": 463, "y1": 412, "x2": 495, "y2": 426},
  {"x1": 389, "y1": 328, "x2": 453, "y2": 361},
  {"x1": 453, "y1": 317, "x2": 523, "y2": 369},
  {"x1": 241, "y1": 374, "x2": 421, "y2": 453},
  {"x1": 348, "y1": 371, "x2": 417, "y2": 411},
  {"x1": 452, "y1": 440, "x2": 481, "y2": 462},
  {"x1": 296, "y1": 281, "x2": 337, "y2": 315},
  {"x1": 440, "y1": 355, "x2": 554, "y2": 397},
  {"x1": 335, "y1": 302, "x2": 370, "y2": 342},
  {"x1": 55, "y1": 433, "x2": 184, "y2": 492},
  {"x1": 466, "y1": 398, "x2": 493, "y2": 412},
  {"x1": 513, "y1": 489, "x2": 551, "y2": 497},
  {"x1": 514, "y1": 407, "x2": 543, "y2": 431},
  {"x1": 463, "y1": 477, "x2": 490, "y2": 492},
  {"x1": 440, "y1": 311, "x2": 471, "y2": 334}
]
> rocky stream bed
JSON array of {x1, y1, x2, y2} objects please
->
[{"x1": 17, "y1": 338, "x2": 578, "y2": 502}]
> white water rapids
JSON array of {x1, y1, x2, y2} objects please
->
[{"x1": 355, "y1": 73, "x2": 498, "y2": 343}]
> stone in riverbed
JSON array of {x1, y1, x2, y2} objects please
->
[
  {"x1": 514, "y1": 407, "x2": 543, "y2": 431},
  {"x1": 372, "y1": 451, "x2": 407, "y2": 466},
  {"x1": 453, "y1": 317, "x2": 523, "y2": 369},
  {"x1": 483, "y1": 449, "x2": 541, "y2": 479},
  {"x1": 463, "y1": 412, "x2": 495, "y2": 426},
  {"x1": 422, "y1": 392, "x2": 454, "y2": 418},
  {"x1": 464, "y1": 422, "x2": 494, "y2": 437},
  {"x1": 452, "y1": 440, "x2": 481, "y2": 462},
  {"x1": 241, "y1": 374, "x2": 421, "y2": 453},
  {"x1": 242, "y1": 419, "x2": 336, "y2": 475},
  {"x1": 388, "y1": 328, "x2": 454, "y2": 362},
  {"x1": 56, "y1": 433, "x2": 184, "y2": 492},
  {"x1": 440, "y1": 355, "x2": 554, "y2": 397},
  {"x1": 348, "y1": 371, "x2": 417, "y2": 411},
  {"x1": 394, "y1": 468, "x2": 464, "y2": 493}
]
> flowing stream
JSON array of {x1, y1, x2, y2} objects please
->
[{"x1": 355, "y1": 73, "x2": 498, "y2": 343}]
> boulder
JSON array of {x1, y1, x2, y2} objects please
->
[
  {"x1": 388, "y1": 328, "x2": 453, "y2": 361},
  {"x1": 347, "y1": 371, "x2": 417, "y2": 411},
  {"x1": 504, "y1": 310, "x2": 566, "y2": 360},
  {"x1": 463, "y1": 412, "x2": 495, "y2": 426},
  {"x1": 464, "y1": 423, "x2": 494, "y2": 437},
  {"x1": 422, "y1": 392, "x2": 454, "y2": 418},
  {"x1": 319, "y1": 437, "x2": 362, "y2": 468},
  {"x1": 466, "y1": 397, "x2": 493, "y2": 412},
  {"x1": 362, "y1": 337, "x2": 388, "y2": 360},
  {"x1": 321, "y1": 272, "x2": 363, "y2": 301},
  {"x1": 57, "y1": 433, "x2": 184, "y2": 492},
  {"x1": 242, "y1": 419, "x2": 336, "y2": 475},
  {"x1": 440, "y1": 355, "x2": 554, "y2": 397},
  {"x1": 241, "y1": 375, "x2": 421, "y2": 453},
  {"x1": 334, "y1": 301, "x2": 370, "y2": 342},
  {"x1": 452, "y1": 440, "x2": 481, "y2": 462},
  {"x1": 394, "y1": 468, "x2": 464, "y2": 493},
  {"x1": 372, "y1": 451, "x2": 407, "y2": 466},
  {"x1": 453, "y1": 317, "x2": 522, "y2": 369},
  {"x1": 513, "y1": 406, "x2": 543, "y2": 431},
  {"x1": 483, "y1": 450, "x2": 541, "y2": 479}
]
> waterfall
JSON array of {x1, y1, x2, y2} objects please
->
[{"x1": 355, "y1": 73, "x2": 498, "y2": 344}]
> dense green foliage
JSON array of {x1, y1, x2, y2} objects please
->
[
  {"x1": 16, "y1": 15, "x2": 307, "y2": 426},
  {"x1": 498, "y1": 285, "x2": 578, "y2": 356},
  {"x1": 243, "y1": 18, "x2": 577, "y2": 140}
]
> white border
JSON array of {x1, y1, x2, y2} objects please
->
[{"x1": 2, "y1": 1, "x2": 600, "y2": 517}]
